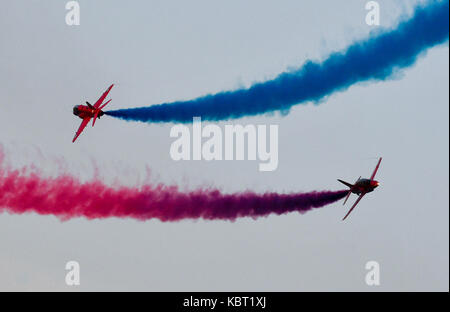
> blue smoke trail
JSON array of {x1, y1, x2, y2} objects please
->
[{"x1": 106, "y1": 0, "x2": 449, "y2": 123}]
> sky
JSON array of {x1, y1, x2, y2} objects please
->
[{"x1": 0, "y1": 0, "x2": 448, "y2": 291}]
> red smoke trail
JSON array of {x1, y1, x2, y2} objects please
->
[{"x1": 0, "y1": 154, "x2": 347, "y2": 221}]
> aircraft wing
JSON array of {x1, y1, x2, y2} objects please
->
[
  {"x1": 93, "y1": 84, "x2": 114, "y2": 108},
  {"x1": 342, "y1": 192, "x2": 365, "y2": 221},
  {"x1": 72, "y1": 118, "x2": 91, "y2": 143},
  {"x1": 370, "y1": 157, "x2": 382, "y2": 181}
]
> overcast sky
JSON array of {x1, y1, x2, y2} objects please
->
[{"x1": 0, "y1": 0, "x2": 448, "y2": 291}]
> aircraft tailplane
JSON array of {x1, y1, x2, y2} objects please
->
[{"x1": 342, "y1": 190, "x2": 352, "y2": 205}]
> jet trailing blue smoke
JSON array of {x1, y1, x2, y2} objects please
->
[{"x1": 106, "y1": 0, "x2": 449, "y2": 123}]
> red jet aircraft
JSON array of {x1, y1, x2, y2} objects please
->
[
  {"x1": 338, "y1": 157, "x2": 382, "y2": 221},
  {"x1": 72, "y1": 84, "x2": 114, "y2": 143}
]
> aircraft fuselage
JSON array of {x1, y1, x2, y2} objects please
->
[
  {"x1": 73, "y1": 105, "x2": 104, "y2": 120},
  {"x1": 351, "y1": 178, "x2": 379, "y2": 195}
]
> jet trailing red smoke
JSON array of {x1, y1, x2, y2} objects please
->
[{"x1": 0, "y1": 154, "x2": 347, "y2": 221}]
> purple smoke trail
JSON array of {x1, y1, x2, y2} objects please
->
[{"x1": 0, "y1": 153, "x2": 347, "y2": 221}]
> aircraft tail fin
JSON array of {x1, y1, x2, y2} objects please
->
[
  {"x1": 337, "y1": 179, "x2": 353, "y2": 188},
  {"x1": 338, "y1": 179, "x2": 354, "y2": 205}
]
